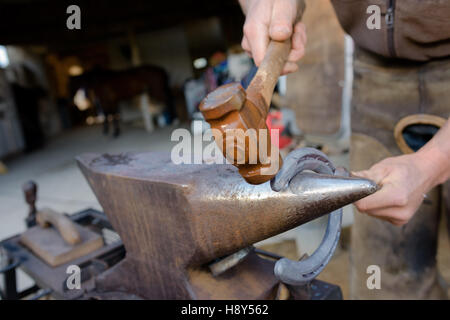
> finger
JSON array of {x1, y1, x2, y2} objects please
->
[
  {"x1": 352, "y1": 170, "x2": 370, "y2": 181},
  {"x1": 361, "y1": 207, "x2": 409, "y2": 226},
  {"x1": 354, "y1": 182, "x2": 400, "y2": 212},
  {"x1": 291, "y1": 24, "x2": 305, "y2": 49},
  {"x1": 245, "y1": 22, "x2": 269, "y2": 66},
  {"x1": 270, "y1": 0, "x2": 296, "y2": 41},
  {"x1": 359, "y1": 211, "x2": 398, "y2": 224},
  {"x1": 352, "y1": 170, "x2": 366, "y2": 176},
  {"x1": 281, "y1": 62, "x2": 298, "y2": 75},
  {"x1": 241, "y1": 36, "x2": 251, "y2": 52},
  {"x1": 353, "y1": 168, "x2": 387, "y2": 185},
  {"x1": 288, "y1": 33, "x2": 305, "y2": 62},
  {"x1": 294, "y1": 22, "x2": 307, "y2": 46},
  {"x1": 243, "y1": 0, "x2": 272, "y2": 66}
]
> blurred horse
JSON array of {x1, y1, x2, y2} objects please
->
[{"x1": 70, "y1": 65, "x2": 174, "y2": 137}]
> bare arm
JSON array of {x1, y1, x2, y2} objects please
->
[
  {"x1": 355, "y1": 118, "x2": 450, "y2": 226},
  {"x1": 418, "y1": 119, "x2": 450, "y2": 185}
]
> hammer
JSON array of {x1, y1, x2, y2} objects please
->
[
  {"x1": 23, "y1": 180, "x2": 81, "y2": 245},
  {"x1": 199, "y1": 5, "x2": 305, "y2": 185},
  {"x1": 199, "y1": 41, "x2": 292, "y2": 184}
]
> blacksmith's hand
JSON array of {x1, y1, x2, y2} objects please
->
[
  {"x1": 238, "y1": 0, "x2": 307, "y2": 75},
  {"x1": 353, "y1": 119, "x2": 450, "y2": 226}
]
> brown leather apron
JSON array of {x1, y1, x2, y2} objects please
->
[{"x1": 349, "y1": 47, "x2": 449, "y2": 299}]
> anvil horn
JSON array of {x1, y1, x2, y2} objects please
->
[{"x1": 288, "y1": 171, "x2": 378, "y2": 210}]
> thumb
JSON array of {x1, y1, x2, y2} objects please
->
[
  {"x1": 269, "y1": 0, "x2": 296, "y2": 41},
  {"x1": 352, "y1": 170, "x2": 369, "y2": 178},
  {"x1": 354, "y1": 182, "x2": 397, "y2": 212},
  {"x1": 352, "y1": 166, "x2": 388, "y2": 185}
]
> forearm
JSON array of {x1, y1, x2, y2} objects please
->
[{"x1": 416, "y1": 118, "x2": 450, "y2": 189}]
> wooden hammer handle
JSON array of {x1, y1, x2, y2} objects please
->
[
  {"x1": 36, "y1": 208, "x2": 82, "y2": 245},
  {"x1": 248, "y1": 40, "x2": 291, "y2": 108},
  {"x1": 247, "y1": 1, "x2": 306, "y2": 110}
]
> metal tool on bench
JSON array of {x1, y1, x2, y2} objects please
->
[
  {"x1": 19, "y1": 182, "x2": 104, "y2": 267},
  {"x1": 1, "y1": 209, "x2": 124, "y2": 300},
  {"x1": 23, "y1": 181, "x2": 38, "y2": 228}
]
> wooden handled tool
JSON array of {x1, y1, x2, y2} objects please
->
[
  {"x1": 36, "y1": 208, "x2": 82, "y2": 245},
  {"x1": 199, "y1": 40, "x2": 290, "y2": 184},
  {"x1": 20, "y1": 181, "x2": 103, "y2": 267},
  {"x1": 247, "y1": 40, "x2": 291, "y2": 109},
  {"x1": 200, "y1": 4, "x2": 305, "y2": 184}
]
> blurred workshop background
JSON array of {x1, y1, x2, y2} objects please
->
[{"x1": 0, "y1": 0, "x2": 448, "y2": 299}]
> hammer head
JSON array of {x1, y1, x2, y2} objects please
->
[
  {"x1": 199, "y1": 82, "x2": 246, "y2": 121},
  {"x1": 199, "y1": 83, "x2": 281, "y2": 184}
]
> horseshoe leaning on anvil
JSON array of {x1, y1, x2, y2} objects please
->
[{"x1": 271, "y1": 147, "x2": 364, "y2": 285}]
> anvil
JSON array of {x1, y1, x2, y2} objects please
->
[{"x1": 76, "y1": 150, "x2": 376, "y2": 299}]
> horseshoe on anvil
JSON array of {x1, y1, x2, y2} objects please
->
[{"x1": 270, "y1": 147, "x2": 372, "y2": 285}]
